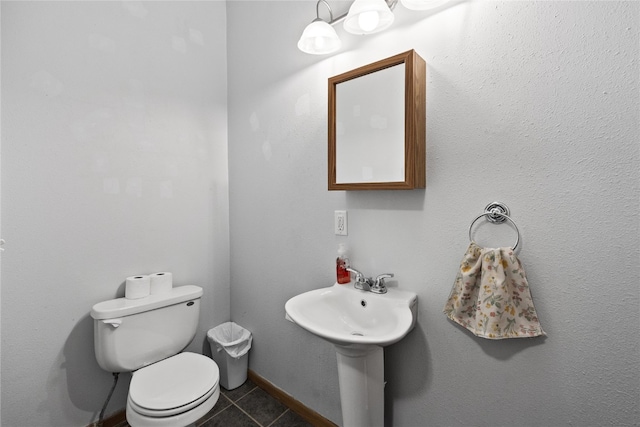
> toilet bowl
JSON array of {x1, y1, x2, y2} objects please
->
[
  {"x1": 91, "y1": 285, "x2": 219, "y2": 427},
  {"x1": 125, "y1": 352, "x2": 220, "y2": 427}
]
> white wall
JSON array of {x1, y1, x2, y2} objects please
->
[
  {"x1": 227, "y1": 1, "x2": 639, "y2": 426},
  {"x1": 1, "y1": 2, "x2": 229, "y2": 426}
]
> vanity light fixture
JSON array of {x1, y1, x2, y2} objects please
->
[
  {"x1": 298, "y1": 0, "x2": 398, "y2": 54},
  {"x1": 298, "y1": 0, "x2": 450, "y2": 55},
  {"x1": 297, "y1": 0, "x2": 342, "y2": 55}
]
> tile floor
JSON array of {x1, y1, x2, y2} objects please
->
[
  {"x1": 115, "y1": 379, "x2": 313, "y2": 427},
  {"x1": 197, "y1": 379, "x2": 313, "y2": 427}
]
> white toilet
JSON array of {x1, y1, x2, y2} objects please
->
[{"x1": 91, "y1": 285, "x2": 219, "y2": 427}]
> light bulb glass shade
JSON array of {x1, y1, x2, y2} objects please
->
[
  {"x1": 400, "y1": 0, "x2": 449, "y2": 10},
  {"x1": 298, "y1": 20, "x2": 342, "y2": 54},
  {"x1": 343, "y1": 0, "x2": 394, "y2": 35}
]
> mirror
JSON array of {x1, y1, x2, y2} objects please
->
[{"x1": 328, "y1": 50, "x2": 426, "y2": 190}]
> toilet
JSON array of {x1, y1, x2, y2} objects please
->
[{"x1": 91, "y1": 285, "x2": 219, "y2": 427}]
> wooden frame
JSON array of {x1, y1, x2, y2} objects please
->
[{"x1": 328, "y1": 49, "x2": 426, "y2": 191}]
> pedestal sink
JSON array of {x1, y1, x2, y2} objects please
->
[{"x1": 285, "y1": 283, "x2": 418, "y2": 427}]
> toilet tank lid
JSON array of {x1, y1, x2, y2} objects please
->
[{"x1": 91, "y1": 285, "x2": 203, "y2": 320}]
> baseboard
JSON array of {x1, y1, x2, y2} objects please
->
[{"x1": 248, "y1": 370, "x2": 338, "y2": 427}]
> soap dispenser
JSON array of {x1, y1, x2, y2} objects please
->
[{"x1": 336, "y1": 244, "x2": 350, "y2": 284}]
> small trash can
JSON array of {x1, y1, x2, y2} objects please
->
[{"x1": 207, "y1": 322, "x2": 252, "y2": 390}]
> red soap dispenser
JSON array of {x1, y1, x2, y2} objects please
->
[{"x1": 336, "y1": 244, "x2": 351, "y2": 284}]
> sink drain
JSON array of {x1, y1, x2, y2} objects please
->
[{"x1": 351, "y1": 331, "x2": 364, "y2": 336}]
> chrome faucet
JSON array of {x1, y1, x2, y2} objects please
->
[
  {"x1": 346, "y1": 268, "x2": 393, "y2": 294},
  {"x1": 346, "y1": 267, "x2": 373, "y2": 291}
]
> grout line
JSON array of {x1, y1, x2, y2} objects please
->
[
  {"x1": 225, "y1": 386, "x2": 290, "y2": 427},
  {"x1": 266, "y1": 408, "x2": 290, "y2": 427},
  {"x1": 248, "y1": 370, "x2": 337, "y2": 427},
  {"x1": 195, "y1": 394, "x2": 232, "y2": 426},
  {"x1": 197, "y1": 384, "x2": 260, "y2": 426},
  {"x1": 203, "y1": 381, "x2": 305, "y2": 427},
  {"x1": 230, "y1": 400, "x2": 265, "y2": 427},
  {"x1": 223, "y1": 384, "x2": 258, "y2": 403}
]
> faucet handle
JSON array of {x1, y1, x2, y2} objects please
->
[
  {"x1": 375, "y1": 273, "x2": 394, "y2": 283},
  {"x1": 372, "y1": 273, "x2": 394, "y2": 294}
]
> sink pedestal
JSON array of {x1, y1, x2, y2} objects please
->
[{"x1": 335, "y1": 345, "x2": 384, "y2": 427}]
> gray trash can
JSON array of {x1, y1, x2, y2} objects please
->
[{"x1": 207, "y1": 322, "x2": 252, "y2": 390}]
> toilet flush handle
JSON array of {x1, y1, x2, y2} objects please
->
[{"x1": 102, "y1": 319, "x2": 122, "y2": 328}]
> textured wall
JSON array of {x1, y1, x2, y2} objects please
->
[
  {"x1": 1, "y1": 2, "x2": 229, "y2": 426},
  {"x1": 227, "y1": 1, "x2": 639, "y2": 426}
]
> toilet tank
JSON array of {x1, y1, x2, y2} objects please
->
[{"x1": 91, "y1": 285, "x2": 203, "y2": 372}]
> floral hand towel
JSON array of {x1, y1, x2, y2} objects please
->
[{"x1": 443, "y1": 242, "x2": 545, "y2": 339}]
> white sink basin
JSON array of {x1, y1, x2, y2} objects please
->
[{"x1": 285, "y1": 282, "x2": 418, "y2": 347}]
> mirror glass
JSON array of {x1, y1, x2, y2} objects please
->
[
  {"x1": 335, "y1": 64, "x2": 405, "y2": 184},
  {"x1": 328, "y1": 50, "x2": 426, "y2": 191}
]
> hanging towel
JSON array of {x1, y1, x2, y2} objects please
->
[{"x1": 443, "y1": 242, "x2": 545, "y2": 339}]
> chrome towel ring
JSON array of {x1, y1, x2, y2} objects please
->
[{"x1": 468, "y1": 202, "x2": 521, "y2": 250}]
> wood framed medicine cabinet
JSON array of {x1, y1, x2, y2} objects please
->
[{"x1": 328, "y1": 49, "x2": 426, "y2": 191}]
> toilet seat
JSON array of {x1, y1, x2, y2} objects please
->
[{"x1": 129, "y1": 352, "x2": 219, "y2": 417}]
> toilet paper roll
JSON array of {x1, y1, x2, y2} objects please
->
[
  {"x1": 125, "y1": 275, "x2": 151, "y2": 299},
  {"x1": 150, "y1": 272, "x2": 173, "y2": 295}
]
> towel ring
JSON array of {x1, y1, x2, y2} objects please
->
[{"x1": 468, "y1": 202, "x2": 521, "y2": 250}]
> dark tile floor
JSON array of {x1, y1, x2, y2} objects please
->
[
  {"x1": 116, "y1": 379, "x2": 313, "y2": 427},
  {"x1": 196, "y1": 379, "x2": 312, "y2": 427}
]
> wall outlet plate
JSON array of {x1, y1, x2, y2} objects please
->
[{"x1": 335, "y1": 210, "x2": 348, "y2": 236}]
